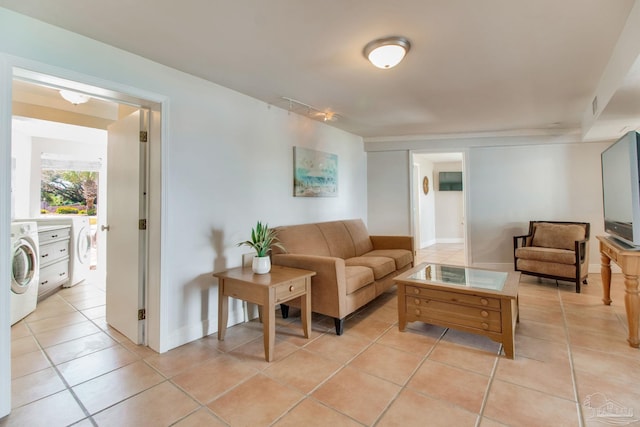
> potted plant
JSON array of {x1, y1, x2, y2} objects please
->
[{"x1": 237, "y1": 221, "x2": 285, "y2": 274}]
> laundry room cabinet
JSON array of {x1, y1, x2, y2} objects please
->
[{"x1": 38, "y1": 224, "x2": 71, "y2": 301}]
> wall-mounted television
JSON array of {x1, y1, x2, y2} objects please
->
[
  {"x1": 601, "y1": 131, "x2": 640, "y2": 247},
  {"x1": 439, "y1": 171, "x2": 463, "y2": 191}
]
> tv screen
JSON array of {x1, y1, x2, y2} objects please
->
[
  {"x1": 601, "y1": 131, "x2": 640, "y2": 247},
  {"x1": 439, "y1": 171, "x2": 462, "y2": 191}
]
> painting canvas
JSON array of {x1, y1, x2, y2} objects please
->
[{"x1": 293, "y1": 147, "x2": 338, "y2": 197}]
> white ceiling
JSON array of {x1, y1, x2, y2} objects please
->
[{"x1": 2, "y1": 0, "x2": 640, "y2": 141}]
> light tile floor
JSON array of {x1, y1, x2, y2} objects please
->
[{"x1": 3, "y1": 243, "x2": 639, "y2": 426}]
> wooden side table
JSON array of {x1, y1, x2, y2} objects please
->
[{"x1": 214, "y1": 265, "x2": 315, "y2": 361}]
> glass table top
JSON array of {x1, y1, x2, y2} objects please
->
[{"x1": 406, "y1": 264, "x2": 508, "y2": 291}]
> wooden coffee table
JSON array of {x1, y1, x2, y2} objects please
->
[
  {"x1": 214, "y1": 265, "x2": 315, "y2": 362},
  {"x1": 395, "y1": 263, "x2": 520, "y2": 358}
]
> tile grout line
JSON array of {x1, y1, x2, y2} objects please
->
[
  {"x1": 474, "y1": 344, "x2": 502, "y2": 427},
  {"x1": 558, "y1": 287, "x2": 585, "y2": 427},
  {"x1": 22, "y1": 318, "x2": 98, "y2": 427},
  {"x1": 371, "y1": 326, "x2": 447, "y2": 426}
]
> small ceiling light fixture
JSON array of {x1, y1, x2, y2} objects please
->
[
  {"x1": 363, "y1": 36, "x2": 411, "y2": 69},
  {"x1": 59, "y1": 89, "x2": 91, "y2": 105}
]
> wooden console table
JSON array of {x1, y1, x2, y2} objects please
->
[
  {"x1": 597, "y1": 236, "x2": 640, "y2": 348},
  {"x1": 214, "y1": 265, "x2": 315, "y2": 361}
]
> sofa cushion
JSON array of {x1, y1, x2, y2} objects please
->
[
  {"x1": 345, "y1": 266, "x2": 375, "y2": 294},
  {"x1": 515, "y1": 247, "x2": 577, "y2": 265},
  {"x1": 363, "y1": 249, "x2": 413, "y2": 270},
  {"x1": 345, "y1": 256, "x2": 395, "y2": 279},
  {"x1": 317, "y1": 221, "x2": 356, "y2": 259},
  {"x1": 273, "y1": 224, "x2": 330, "y2": 256},
  {"x1": 343, "y1": 219, "x2": 374, "y2": 256},
  {"x1": 531, "y1": 223, "x2": 586, "y2": 250}
]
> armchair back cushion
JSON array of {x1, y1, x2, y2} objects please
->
[{"x1": 530, "y1": 222, "x2": 587, "y2": 250}]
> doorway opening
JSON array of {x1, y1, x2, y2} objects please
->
[
  {"x1": 412, "y1": 151, "x2": 468, "y2": 265},
  {"x1": 10, "y1": 68, "x2": 161, "y2": 347}
]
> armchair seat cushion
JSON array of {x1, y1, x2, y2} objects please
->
[
  {"x1": 345, "y1": 256, "x2": 395, "y2": 279},
  {"x1": 514, "y1": 247, "x2": 577, "y2": 265},
  {"x1": 345, "y1": 266, "x2": 375, "y2": 294},
  {"x1": 363, "y1": 249, "x2": 413, "y2": 270}
]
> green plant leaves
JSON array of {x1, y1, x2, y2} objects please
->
[{"x1": 237, "y1": 221, "x2": 285, "y2": 257}]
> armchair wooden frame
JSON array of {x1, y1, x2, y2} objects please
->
[{"x1": 513, "y1": 221, "x2": 590, "y2": 293}]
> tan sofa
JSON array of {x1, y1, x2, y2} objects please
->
[
  {"x1": 513, "y1": 221, "x2": 590, "y2": 293},
  {"x1": 271, "y1": 219, "x2": 414, "y2": 334}
]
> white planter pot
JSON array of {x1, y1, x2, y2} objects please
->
[{"x1": 252, "y1": 256, "x2": 271, "y2": 274}]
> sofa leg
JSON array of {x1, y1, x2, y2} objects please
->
[
  {"x1": 280, "y1": 304, "x2": 289, "y2": 319},
  {"x1": 583, "y1": 279, "x2": 588, "y2": 284},
  {"x1": 334, "y1": 318, "x2": 344, "y2": 336},
  {"x1": 575, "y1": 281, "x2": 581, "y2": 293}
]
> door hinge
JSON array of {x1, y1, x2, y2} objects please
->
[
  {"x1": 139, "y1": 219, "x2": 147, "y2": 230},
  {"x1": 139, "y1": 131, "x2": 148, "y2": 143},
  {"x1": 138, "y1": 309, "x2": 146, "y2": 320}
]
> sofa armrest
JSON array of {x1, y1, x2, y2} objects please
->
[
  {"x1": 370, "y1": 235, "x2": 414, "y2": 251},
  {"x1": 272, "y1": 253, "x2": 347, "y2": 318}
]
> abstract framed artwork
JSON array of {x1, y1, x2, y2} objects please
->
[{"x1": 293, "y1": 147, "x2": 338, "y2": 197}]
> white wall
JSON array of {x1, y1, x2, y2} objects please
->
[
  {"x1": 467, "y1": 142, "x2": 609, "y2": 269},
  {"x1": 10, "y1": 127, "x2": 29, "y2": 219},
  {"x1": 365, "y1": 138, "x2": 613, "y2": 272},
  {"x1": 367, "y1": 150, "x2": 411, "y2": 235},
  {"x1": 415, "y1": 158, "x2": 436, "y2": 247},
  {"x1": 0, "y1": 6, "x2": 366, "y2": 364},
  {"x1": 433, "y1": 162, "x2": 464, "y2": 242}
]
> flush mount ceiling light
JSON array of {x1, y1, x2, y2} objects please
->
[
  {"x1": 363, "y1": 36, "x2": 411, "y2": 69},
  {"x1": 59, "y1": 89, "x2": 91, "y2": 105}
]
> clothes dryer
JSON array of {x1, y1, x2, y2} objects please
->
[
  {"x1": 10, "y1": 221, "x2": 39, "y2": 325},
  {"x1": 27, "y1": 216, "x2": 91, "y2": 286}
]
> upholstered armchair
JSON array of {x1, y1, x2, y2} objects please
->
[{"x1": 513, "y1": 221, "x2": 590, "y2": 293}]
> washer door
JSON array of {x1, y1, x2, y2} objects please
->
[
  {"x1": 77, "y1": 226, "x2": 92, "y2": 264},
  {"x1": 12, "y1": 239, "x2": 37, "y2": 294}
]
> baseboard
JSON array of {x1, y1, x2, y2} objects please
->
[{"x1": 165, "y1": 299, "x2": 247, "y2": 352}]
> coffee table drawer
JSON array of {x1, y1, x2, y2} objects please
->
[
  {"x1": 405, "y1": 285, "x2": 501, "y2": 309},
  {"x1": 275, "y1": 279, "x2": 307, "y2": 303},
  {"x1": 407, "y1": 297, "x2": 502, "y2": 332}
]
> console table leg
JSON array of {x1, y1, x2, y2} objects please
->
[
  {"x1": 624, "y1": 274, "x2": 640, "y2": 348},
  {"x1": 600, "y1": 253, "x2": 612, "y2": 305}
]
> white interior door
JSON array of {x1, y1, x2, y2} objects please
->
[{"x1": 105, "y1": 110, "x2": 147, "y2": 344}]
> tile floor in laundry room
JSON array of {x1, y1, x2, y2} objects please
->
[{"x1": 5, "y1": 243, "x2": 639, "y2": 426}]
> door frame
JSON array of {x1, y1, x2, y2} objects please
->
[
  {"x1": 410, "y1": 149, "x2": 470, "y2": 265},
  {"x1": 1, "y1": 54, "x2": 168, "y2": 415}
]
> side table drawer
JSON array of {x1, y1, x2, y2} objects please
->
[
  {"x1": 405, "y1": 285, "x2": 501, "y2": 309},
  {"x1": 275, "y1": 278, "x2": 307, "y2": 303}
]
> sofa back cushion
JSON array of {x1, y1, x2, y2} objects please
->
[
  {"x1": 531, "y1": 222, "x2": 586, "y2": 250},
  {"x1": 343, "y1": 219, "x2": 375, "y2": 256},
  {"x1": 273, "y1": 223, "x2": 331, "y2": 256},
  {"x1": 317, "y1": 221, "x2": 356, "y2": 259}
]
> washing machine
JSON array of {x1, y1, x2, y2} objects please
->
[
  {"x1": 10, "y1": 221, "x2": 40, "y2": 325},
  {"x1": 26, "y1": 216, "x2": 92, "y2": 286}
]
